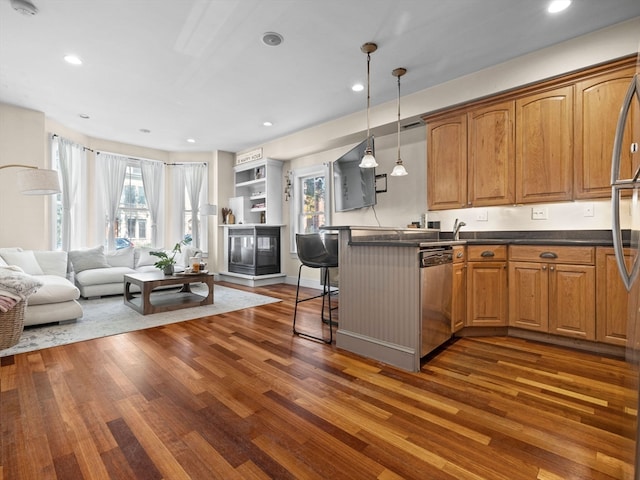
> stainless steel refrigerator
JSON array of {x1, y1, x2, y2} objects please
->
[{"x1": 611, "y1": 47, "x2": 640, "y2": 480}]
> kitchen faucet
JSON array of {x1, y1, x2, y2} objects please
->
[{"x1": 453, "y1": 218, "x2": 466, "y2": 241}]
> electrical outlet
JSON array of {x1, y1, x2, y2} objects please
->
[
  {"x1": 475, "y1": 208, "x2": 488, "y2": 221},
  {"x1": 583, "y1": 203, "x2": 594, "y2": 217},
  {"x1": 531, "y1": 206, "x2": 548, "y2": 220}
]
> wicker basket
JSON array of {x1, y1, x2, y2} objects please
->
[{"x1": 0, "y1": 300, "x2": 26, "y2": 350}]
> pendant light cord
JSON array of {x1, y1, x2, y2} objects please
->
[
  {"x1": 366, "y1": 51, "x2": 372, "y2": 151},
  {"x1": 396, "y1": 74, "x2": 401, "y2": 161}
]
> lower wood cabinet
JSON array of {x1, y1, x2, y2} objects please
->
[
  {"x1": 508, "y1": 245, "x2": 596, "y2": 340},
  {"x1": 466, "y1": 245, "x2": 508, "y2": 327},
  {"x1": 596, "y1": 247, "x2": 631, "y2": 346}
]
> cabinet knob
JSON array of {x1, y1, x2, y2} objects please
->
[
  {"x1": 550, "y1": 266, "x2": 555, "y2": 271},
  {"x1": 456, "y1": 252, "x2": 464, "y2": 258},
  {"x1": 542, "y1": 265, "x2": 547, "y2": 270}
]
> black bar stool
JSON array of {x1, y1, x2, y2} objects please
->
[{"x1": 293, "y1": 233, "x2": 339, "y2": 343}]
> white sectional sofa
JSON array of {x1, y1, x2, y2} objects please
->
[
  {"x1": 69, "y1": 245, "x2": 201, "y2": 298},
  {"x1": 0, "y1": 248, "x2": 82, "y2": 326}
]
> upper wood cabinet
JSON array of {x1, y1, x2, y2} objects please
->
[
  {"x1": 424, "y1": 55, "x2": 636, "y2": 210},
  {"x1": 468, "y1": 101, "x2": 515, "y2": 206},
  {"x1": 427, "y1": 114, "x2": 467, "y2": 210},
  {"x1": 515, "y1": 86, "x2": 574, "y2": 204},
  {"x1": 574, "y1": 66, "x2": 638, "y2": 198}
]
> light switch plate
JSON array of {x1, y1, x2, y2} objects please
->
[
  {"x1": 475, "y1": 208, "x2": 488, "y2": 221},
  {"x1": 583, "y1": 203, "x2": 594, "y2": 217},
  {"x1": 531, "y1": 206, "x2": 548, "y2": 220}
]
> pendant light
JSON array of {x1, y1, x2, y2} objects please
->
[
  {"x1": 390, "y1": 67, "x2": 408, "y2": 176},
  {"x1": 359, "y1": 42, "x2": 378, "y2": 168}
]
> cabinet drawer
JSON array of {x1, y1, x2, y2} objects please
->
[
  {"x1": 467, "y1": 245, "x2": 507, "y2": 261},
  {"x1": 508, "y1": 245, "x2": 595, "y2": 265}
]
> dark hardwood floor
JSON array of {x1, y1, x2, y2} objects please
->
[{"x1": 1, "y1": 282, "x2": 638, "y2": 479}]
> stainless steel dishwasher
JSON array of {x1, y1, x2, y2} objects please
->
[{"x1": 420, "y1": 245, "x2": 453, "y2": 357}]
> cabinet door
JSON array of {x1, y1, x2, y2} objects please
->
[
  {"x1": 596, "y1": 247, "x2": 630, "y2": 346},
  {"x1": 575, "y1": 67, "x2": 638, "y2": 198},
  {"x1": 515, "y1": 86, "x2": 573, "y2": 203},
  {"x1": 427, "y1": 114, "x2": 467, "y2": 210},
  {"x1": 452, "y1": 262, "x2": 466, "y2": 332},
  {"x1": 466, "y1": 261, "x2": 507, "y2": 327},
  {"x1": 548, "y1": 264, "x2": 595, "y2": 340},
  {"x1": 467, "y1": 101, "x2": 515, "y2": 206},
  {"x1": 509, "y1": 261, "x2": 548, "y2": 332}
]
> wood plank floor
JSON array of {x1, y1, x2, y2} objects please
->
[{"x1": 1, "y1": 282, "x2": 638, "y2": 479}]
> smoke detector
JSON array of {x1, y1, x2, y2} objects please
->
[{"x1": 10, "y1": 0, "x2": 38, "y2": 15}]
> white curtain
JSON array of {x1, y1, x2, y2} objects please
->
[
  {"x1": 140, "y1": 159, "x2": 164, "y2": 248},
  {"x1": 183, "y1": 163, "x2": 207, "y2": 249},
  {"x1": 53, "y1": 136, "x2": 85, "y2": 251},
  {"x1": 98, "y1": 153, "x2": 128, "y2": 251}
]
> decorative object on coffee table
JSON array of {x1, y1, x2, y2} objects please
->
[{"x1": 150, "y1": 240, "x2": 188, "y2": 275}]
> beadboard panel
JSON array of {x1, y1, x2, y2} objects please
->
[{"x1": 336, "y1": 235, "x2": 421, "y2": 371}]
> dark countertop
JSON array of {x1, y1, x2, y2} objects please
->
[{"x1": 343, "y1": 229, "x2": 628, "y2": 248}]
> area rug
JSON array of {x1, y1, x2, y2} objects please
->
[{"x1": 1, "y1": 284, "x2": 280, "y2": 357}]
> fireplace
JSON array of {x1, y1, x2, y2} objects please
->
[{"x1": 228, "y1": 226, "x2": 281, "y2": 276}]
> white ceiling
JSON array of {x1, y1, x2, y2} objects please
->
[{"x1": 1, "y1": 0, "x2": 639, "y2": 154}]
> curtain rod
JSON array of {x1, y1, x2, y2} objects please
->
[{"x1": 51, "y1": 133, "x2": 94, "y2": 152}]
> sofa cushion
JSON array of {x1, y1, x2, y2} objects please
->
[
  {"x1": 27, "y1": 275, "x2": 80, "y2": 305},
  {"x1": 69, "y1": 245, "x2": 111, "y2": 273},
  {"x1": 32, "y1": 251, "x2": 68, "y2": 277},
  {"x1": 0, "y1": 250, "x2": 45, "y2": 275},
  {"x1": 75, "y1": 266, "x2": 136, "y2": 286},
  {"x1": 106, "y1": 247, "x2": 135, "y2": 268}
]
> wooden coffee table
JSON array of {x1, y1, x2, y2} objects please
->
[{"x1": 123, "y1": 271, "x2": 214, "y2": 315}]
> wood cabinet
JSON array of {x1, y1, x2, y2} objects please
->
[
  {"x1": 515, "y1": 86, "x2": 574, "y2": 204},
  {"x1": 466, "y1": 245, "x2": 508, "y2": 327},
  {"x1": 509, "y1": 245, "x2": 595, "y2": 340},
  {"x1": 575, "y1": 66, "x2": 639, "y2": 198},
  {"x1": 424, "y1": 55, "x2": 636, "y2": 209},
  {"x1": 467, "y1": 101, "x2": 515, "y2": 206},
  {"x1": 596, "y1": 247, "x2": 631, "y2": 346},
  {"x1": 427, "y1": 114, "x2": 467, "y2": 210},
  {"x1": 451, "y1": 246, "x2": 466, "y2": 332},
  {"x1": 232, "y1": 158, "x2": 283, "y2": 225}
]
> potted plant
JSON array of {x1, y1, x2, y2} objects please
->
[{"x1": 150, "y1": 240, "x2": 187, "y2": 275}]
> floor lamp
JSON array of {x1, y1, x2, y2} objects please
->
[{"x1": 0, "y1": 164, "x2": 60, "y2": 195}]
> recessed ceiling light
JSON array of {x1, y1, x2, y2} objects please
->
[
  {"x1": 262, "y1": 32, "x2": 284, "y2": 47},
  {"x1": 79, "y1": 113, "x2": 90, "y2": 119},
  {"x1": 64, "y1": 55, "x2": 82, "y2": 65},
  {"x1": 352, "y1": 83, "x2": 364, "y2": 92},
  {"x1": 547, "y1": 0, "x2": 571, "y2": 13},
  {"x1": 263, "y1": 121, "x2": 273, "y2": 127},
  {"x1": 139, "y1": 128, "x2": 151, "y2": 133},
  {"x1": 186, "y1": 138, "x2": 196, "y2": 143}
]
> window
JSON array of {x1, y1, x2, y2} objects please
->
[
  {"x1": 290, "y1": 164, "x2": 331, "y2": 253},
  {"x1": 115, "y1": 162, "x2": 151, "y2": 247}
]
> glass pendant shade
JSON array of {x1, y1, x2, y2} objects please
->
[
  {"x1": 390, "y1": 162, "x2": 408, "y2": 176},
  {"x1": 359, "y1": 146, "x2": 378, "y2": 168},
  {"x1": 359, "y1": 43, "x2": 378, "y2": 169}
]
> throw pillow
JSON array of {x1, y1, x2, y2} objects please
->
[
  {"x1": 0, "y1": 250, "x2": 45, "y2": 275},
  {"x1": 69, "y1": 245, "x2": 111, "y2": 274},
  {"x1": 135, "y1": 247, "x2": 157, "y2": 268},
  {"x1": 106, "y1": 247, "x2": 135, "y2": 268}
]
